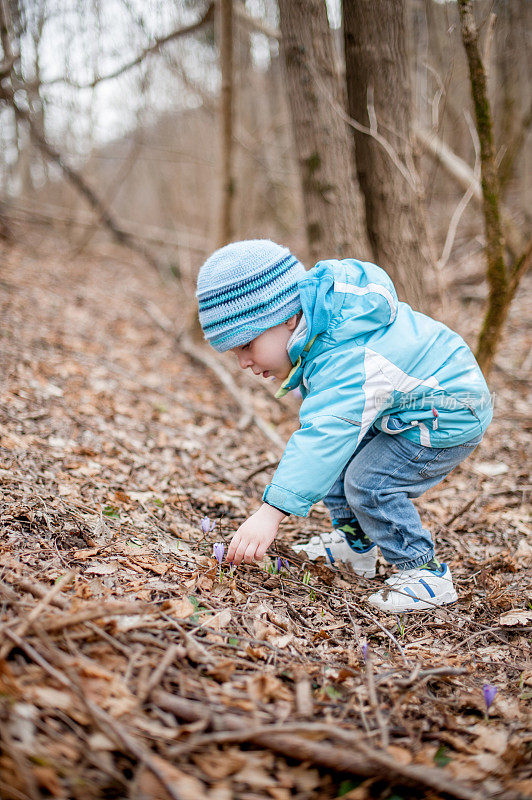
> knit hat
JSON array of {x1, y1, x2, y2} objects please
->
[{"x1": 196, "y1": 239, "x2": 306, "y2": 352}]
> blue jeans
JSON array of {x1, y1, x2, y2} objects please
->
[{"x1": 323, "y1": 426, "x2": 482, "y2": 570}]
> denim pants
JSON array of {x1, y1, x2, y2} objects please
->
[{"x1": 322, "y1": 426, "x2": 482, "y2": 570}]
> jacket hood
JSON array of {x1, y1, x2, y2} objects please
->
[
  {"x1": 278, "y1": 259, "x2": 398, "y2": 398},
  {"x1": 289, "y1": 259, "x2": 398, "y2": 362}
]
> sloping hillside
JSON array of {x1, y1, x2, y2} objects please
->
[{"x1": 0, "y1": 235, "x2": 530, "y2": 800}]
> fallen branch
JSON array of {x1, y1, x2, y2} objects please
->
[
  {"x1": 9, "y1": 95, "x2": 164, "y2": 274},
  {"x1": 153, "y1": 691, "x2": 483, "y2": 800},
  {"x1": 179, "y1": 334, "x2": 286, "y2": 450}
]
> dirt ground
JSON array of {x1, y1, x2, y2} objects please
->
[{"x1": 0, "y1": 232, "x2": 531, "y2": 800}]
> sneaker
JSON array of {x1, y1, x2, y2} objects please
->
[
  {"x1": 291, "y1": 529, "x2": 378, "y2": 578},
  {"x1": 367, "y1": 563, "x2": 457, "y2": 612}
]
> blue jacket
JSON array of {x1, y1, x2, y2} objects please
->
[{"x1": 262, "y1": 259, "x2": 492, "y2": 517}]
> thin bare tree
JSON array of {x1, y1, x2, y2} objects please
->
[
  {"x1": 458, "y1": 0, "x2": 532, "y2": 377},
  {"x1": 216, "y1": 0, "x2": 235, "y2": 247}
]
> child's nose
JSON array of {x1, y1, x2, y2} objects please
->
[{"x1": 238, "y1": 353, "x2": 253, "y2": 369}]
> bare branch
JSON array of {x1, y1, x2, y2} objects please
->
[
  {"x1": 40, "y1": 3, "x2": 214, "y2": 90},
  {"x1": 437, "y1": 113, "x2": 481, "y2": 270},
  {"x1": 234, "y1": 4, "x2": 280, "y2": 40},
  {"x1": 307, "y1": 60, "x2": 418, "y2": 192},
  {"x1": 415, "y1": 125, "x2": 526, "y2": 261}
]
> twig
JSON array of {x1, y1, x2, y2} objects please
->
[
  {"x1": 244, "y1": 460, "x2": 280, "y2": 482},
  {"x1": 344, "y1": 597, "x2": 409, "y2": 665},
  {"x1": 137, "y1": 643, "x2": 181, "y2": 704},
  {"x1": 437, "y1": 112, "x2": 481, "y2": 270},
  {"x1": 0, "y1": 570, "x2": 75, "y2": 659},
  {"x1": 343, "y1": 596, "x2": 361, "y2": 645},
  {"x1": 4, "y1": 630, "x2": 187, "y2": 800},
  {"x1": 3, "y1": 628, "x2": 72, "y2": 687},
  {"x1": 364, "y1": 648, "x2": 389, "y2": 748},
  {"x1": 35, "y1": 602, "x2": 151, "y2": 633},
  {"x1": 391, "y1": 666, "x2": 468, "y2": 688}
]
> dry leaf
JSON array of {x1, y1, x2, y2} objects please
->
[
  {"x1": 232, "y1": 762, "x2": 276, "y2": 789},
  {"x1": 92, "y1": 513, "x2": 112, "y2": 543},
  {"x1": 33, "y1": 765, "x2": 63, "y2": 797},
  {"x1": 191, "y1": 749, "x2": 246, "y2": 779},
  {"x1": 474, "y1": 461, "x2": 509, "y2": 477},
  {"x1": 386, "y1": 744, "x2": 413, "y2": 765},
  {"x1": 87, "y1": 732, "x2": 115, "y2": 751},
  {"x1": 247, "y1": 672, "x2": 293, "y2": 704},
  {"x1": 472, "y1": 724, "x2": 508, "y2": 755},
  {"x1": 27, "y1": 686, "x2": 72, "y2": 712},
  {"x1": 166, "y1": 596, "x2": 196, "y2": 619},
  {"x1": 499, "y1": 609, "x2": 532, "y2": 626},
  {"x1": 200, "y1": 608, "x2": 231, "y2": 630},
  {"x1": 205, "y1": 659, "x2": 236, "y2": 682},
  {"x1": 136, "y1": 756, "x2": 209, "y2": 800},
  {"x1": 270, "y1": 632, "x2": 293, "y2": 649},
  {"x1": 85, "y1": 561, "x2": 118, "y2": 575}
]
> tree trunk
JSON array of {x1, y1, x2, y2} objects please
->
[
  {"x1": 277, "y1": 0, "x2": 370, "y2": 264},
  {"x1": 342, "y1": 0, "x2": 434, "y2": 307},
  {"x1": 216, "y1": 0, "x2": 235, "y2": 247}
]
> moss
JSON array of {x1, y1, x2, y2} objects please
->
[
  {"x1": 305, "y1": 152, "x2": 321, "y2": 174},
  {"x1": 307, "y1": 220, "x2": 322, "y2": 244}
]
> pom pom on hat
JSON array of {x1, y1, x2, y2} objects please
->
[{"x1": 196, "y1": 239, "x2": 306, "y2": 352}]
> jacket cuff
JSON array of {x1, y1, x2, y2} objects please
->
[{"x1": 262, "y1": 483, "x2": 312, "y2": 517}]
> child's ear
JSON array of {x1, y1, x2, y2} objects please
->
[{"x1": 285, "y1": 313, "x2": 300, "y2": 331}]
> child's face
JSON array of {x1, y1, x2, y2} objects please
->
[{"x1": 231, "y1": 315, "x2": 299, "y2": 382}]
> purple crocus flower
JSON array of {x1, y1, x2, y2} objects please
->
[
  {"x1": 213, "y1": 542, "x2": 225, "y2": 565},
  {"x1": 361, "y1": 641, "x2": 368, "y2": 661},
  {"x1": 283, "y1": 559, "x2": 290, "y2": 571},
  {"x1": 483, "y1": 684, "x2": 497, "y2": 710},
  {"x1": 201, "y1": 516, "x2": 215, "y2": 534},
  {"x1": 276, "y1": 557, "x2": 282, "y2": 573}
]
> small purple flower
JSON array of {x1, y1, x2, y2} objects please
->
[
  {"x1": 283, "y1": 559, "x2": 290, "y2": 571},
  {"x1": 201, "y1": 516, "x2": 215, "y2": 534},
  {"x1": 361, "y1": 641, "x2": 368, "y2": 661},
  {"x1": 276, "y1": 557, "x2": 282, "y2": 573},
  {"x1": 213, "y1": 542, "x2": 225, "y2": 565},
  {"x1": 483, "y1": 684, "x2": 497, "y2": 711}
]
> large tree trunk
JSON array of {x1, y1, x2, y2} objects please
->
[
  {"x1": 277, "y1": 0, "x2": 370, "y2": 264},
  {"x1": 342, "y1": 0, "x2": 434, "y2": 307}
]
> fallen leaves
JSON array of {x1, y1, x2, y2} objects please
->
[{"x1": 0, "y1": 242, "x2": 530, "y2": 799}]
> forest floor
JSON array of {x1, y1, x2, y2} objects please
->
[{"x1": 0, "y1": 232, "x2": 531, "y2": 800}]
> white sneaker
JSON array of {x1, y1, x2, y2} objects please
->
[
  {"x1": 291, "y1": 530, "x2": 378, "y2": 578},
  {"x1": 367, "y1": 564, "x2": 458, "y2": 612}
]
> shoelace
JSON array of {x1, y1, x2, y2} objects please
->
[{"x1": 304, "y1": 531, "x2": 344, "y2": 547}]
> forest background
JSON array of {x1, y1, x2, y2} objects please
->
[{"x1": 0, "y1": 1, "x2": 531, "y2": 799}]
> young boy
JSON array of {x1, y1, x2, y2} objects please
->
[{"x1": 196, "y1": 240, "x2": 492, "y2": 612}]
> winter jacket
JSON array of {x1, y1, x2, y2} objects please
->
[{"x1": 262, "y1": 258, "x2": 492, "y2": 517}]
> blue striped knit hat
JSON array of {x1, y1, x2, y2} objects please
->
[{"x1": 196, "y1": 239, "x2": 306, "y2": 352}]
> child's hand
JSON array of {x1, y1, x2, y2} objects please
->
[{"x1": 227, "y1": 503, "x2": 286, "y2": 565}]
